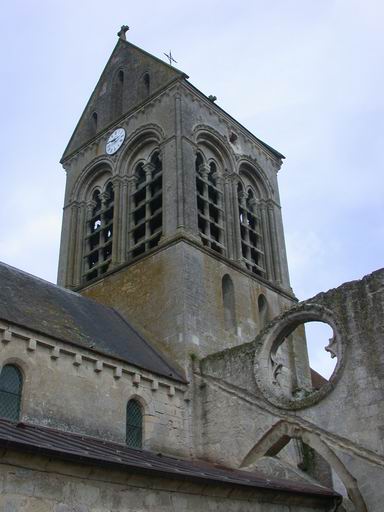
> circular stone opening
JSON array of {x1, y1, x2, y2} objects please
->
[
  {"x1": 254, "y1": 306, "x2": 344, "y2": 409},
  {"x1": 305, "y1": 321, "x2": 337, "y2": 381}
]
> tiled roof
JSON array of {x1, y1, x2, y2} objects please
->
[
  {"x1": 0, "y1": 419, "x2": 339, "y2": 502},
  {"x1": 0, "y1": 261, "x2": 185, "y2": 382}
]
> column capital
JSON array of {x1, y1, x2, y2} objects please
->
[
  {"x1": 198, "y1": 163, "x2": 210, "y2": 177},
  {"x1": 111, "y1": 175, "x2": 123, "y2": 186},
  {"x1": 86, "y1": 200, "x2": 96, "y2": 217},
  {"x1": 238, "y1": 190, "x2": 247, "y2": 206},
  {"x1": 143, "y1": 162, "x2": 155, "y2": 176},
  {"x1": 100, "y1": 191, "x2": 110, "y2": 207},
  {"x1": 127, "y1": 175, "x2": 138, "y2": 184}
]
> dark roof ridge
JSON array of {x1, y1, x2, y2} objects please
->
[
  {"x1": 0, "y1": 260, "x2": 81, "y2": 298},
  {"x1": 120, "y1": 38, "x2": 188, "y2": 78},
  {"x1": 0, "y1": 261, "x2": 185, "y2": 382},
  {"x1": 112, "y1": 309, "x2": 186, "y2": 382},
  {"x1": 181, "y1": 80, "x2": 285, "y2": 161}
]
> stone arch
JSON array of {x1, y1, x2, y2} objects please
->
[
  {"x1": 0, "y1": 354, "x2": 35, "y2": 423},
  {"x1": 194, "y1": 136, "x2": 227, "y2": 255},
  {"x1": 126, "y1": 392, "x2": 154, "y2": 416},
  {"x1": 117, "y1": 124, "x2": 165, "y2": 175},
  {"x1": 138, "y1": 70, "x2": 151, "y2": 99},
  {"x1": 193, "y1": 125, "x2": 237, "y2": 172},
  {"x1": 90, "y1": 111, "x2": 98, "y2": 136},
  {"x1": 125, "y1": 393, "x2": 154, "y2": 448},
  {"x1": 237, "y1": 160, "x2": 272, "y2": 200},
  {"x1": 222, "y1": 274, "x2": 236, "y2": 331},
  {"x1": 258, "y1": 293, "x2": 269, "y2": 329},
  {"x1": 240, "y1": 421, "x2": 367, "y2": 512},
  {"x1": 71, "y1": 158, "x2": 114, "y2": 203},
  {"x1": 129, "y1": 141, "x2": 164, "y2": 259},
  {"x1": 0, "y1": 356, "x2": 28, "y2": 380},
  {"x1": 0, "y1": 362, "x2": 24, "y2": 422},
  {"x1": 111, "y1": 67, "x2": 125, "y2": 118},
  {"x1": 254, "y1": 303, "x2": 345, "y2": 410}
]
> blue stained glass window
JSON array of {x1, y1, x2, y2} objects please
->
[
  {"x1": 0, "y1": 365, "x2": 22, "y2": 421},
  {"x1": 126, "y1": 399, "x2": 143, "y2": 448}
]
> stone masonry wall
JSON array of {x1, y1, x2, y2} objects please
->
[
  {"x1": 0, "y1": 322, "x2": 190, "y2": 458},
  {"x1": 81, "y1": 239, "x2": 297, "y2": 370},
  {"x1": 0, "y1": 450, "x2": 338, "y2": 512},
  {"x1": 198, "y1": 268, "x2": 384, "y2": 512}
]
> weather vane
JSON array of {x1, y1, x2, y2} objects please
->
[{"x1": 164, "y1": 50, "x2": 177, "y2": 66}]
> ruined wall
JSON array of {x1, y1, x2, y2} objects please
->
[
  {"x1": 198, "y1": 268, "x2": 384, "y2": 511},
  {"x1": 0, "y1": 322, "x2": 189, "y2": 458}
]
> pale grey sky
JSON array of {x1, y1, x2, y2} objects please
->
[{"x1": 0, "y1": 1, "x2": 383, "y2": 375}]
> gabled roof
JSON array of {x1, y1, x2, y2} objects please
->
[
  {"x1": 0, "y1": 419, "x2": 340, "y2": 502},
  {"x1": 182, "y1": 80, "x2": 285, "y2": 161},
  {"x1": 62, "y1": 39, "x2": 187, "y2": 162},
  {"x1": 0, "y1": 262, "x2": 185, "y2": 382},
  {"x1": 310, "y1": 368, "x2": 328, "y2": 390},
  {"x1": 62, "y1": 37, "x2": 284, "y2": 164}
]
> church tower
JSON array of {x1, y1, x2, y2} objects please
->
[{"x1": 58, "y1": 28, "x2": 298, "y2": 368}]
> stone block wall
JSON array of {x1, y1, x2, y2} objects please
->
[
  {"x1": 198, "y1": 268, "x2": 384, "y2": 511},
  {"x1": 0, "y1": 322, "x2": 189, "y2": 458},
  {"x1": 81, "y1": 239, "x2": 297, "y2": 369},
  {"x1": 0, "y1": 450, "x2": 339, "y2": 512}
]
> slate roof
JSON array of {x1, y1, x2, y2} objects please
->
[
  {"x1": 0, "y1": 261, "x2": 185, "y2": 382},
  {"x1": 0, "y1": 419, "x2": 340, "y2": 502},
  {"x1": 311, "y1": 368, "x2": 328, "y2": 390}
]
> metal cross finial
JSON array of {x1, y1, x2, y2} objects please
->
[
  {"x1": 163, "y1": 50, "x2": 177, "y2": 66},
  {"x1": 117, "y1": 25, "x2": 129, "y2": 41}
]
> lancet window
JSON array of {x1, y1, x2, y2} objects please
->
[
  {"x1": 222, "y1": 274, "x2": 236, "y2": 331},
  {"x1": 195, "y1": 154, "x2": 225, "y2": 254},
  {"x1": 126, "y1": 399, "x2": 143, "y2": 449},
  {"x1": 0, "y1": 365, "x2": 23, "y2": 422},
  {"x1": 113, "y1": 69, "x2": 124, "y2": 118},
  {"x1": 130, "y1": 152, "x2": 163, "y2": 258},
  {"x1": 84, "y1": 182, "x2": 114, "y2": 282},
  {"x1": 237, "y1": 183, "x2": 265, "y2": 276}
]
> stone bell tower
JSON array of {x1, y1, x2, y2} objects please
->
[{"x1": 57, "y1": 27, "x2": 298, "y2": 368}]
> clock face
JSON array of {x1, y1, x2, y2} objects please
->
[{"x1": 106, "y1": 128, "x2": 125, "y2": 155}]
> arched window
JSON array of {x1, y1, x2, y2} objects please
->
[
  {"x1": 84, "y1": 183, "x2": 114, "y2": 282},
  {"x1": 238, "y1": 183, "x2": 265, "y2": 276},
  {"x1": 143, "y1": 73, "x2": 150, "y2": 96},
  {"x1": 195, "y1": 155, "x2": 225, "y2": 254},
  {"x1": 130, "y1": 152, "x2": 163, "y2": 258},
  {"x1": 0, "y1": 365, "x2": 23, "y2": 421},
  {"x1": 91, "y1": 111, "x2": 98, "y2": 134},
  {"x1": 258, "y1": 294, "x2": 269, "y2": 329},
  {"x1": 113, "y1": 70, "x2": 124, "y2": 118},
  {"x1": 222, "y1": 274, "x2": 236, "y2": 331},
  {"x1": 126, "y1": 399, "x2": 143, "y2": 448}
]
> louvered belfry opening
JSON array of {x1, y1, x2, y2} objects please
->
[
  {"x1": 195, "y1": 154, "x2": 225, "y2": 255},
  {"x1": 237, "y1": 183, "x2": 265, "y2": 276},
  {"x1": 126, "y1": 399, "x2": 143, "y2": 449},
  {"x1": 0, "y1": 365, "x2": 23, "y2": 422},
  {"x1": 130, "y1": 152, "x2": 163, "y2": 259},
  {"x1": 84, "y1": 183, "x2": 114, "y2": 282}
]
